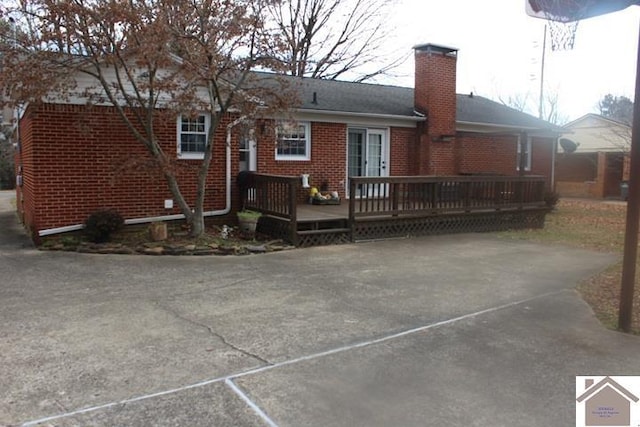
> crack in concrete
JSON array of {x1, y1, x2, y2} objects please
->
[
  {"x1": 53, "y1": 399, "x2": 68, "y2": 413},
  {"x1": 165, "y1": 276, "x2": 256, "y2": 300},
  {"x1": 156, "y1": 303, "x2": 272, "y2": 366}
]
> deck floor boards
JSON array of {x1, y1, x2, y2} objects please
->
[{"x1": 296, "y1": 203, "x2": 348, "y2": 222}]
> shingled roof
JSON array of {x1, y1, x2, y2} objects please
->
[
  {"x1": 291, "y1": 76, "x2": 416, "y2": 117},
  {"x1": 274, "y1": 73, "x2": 562, "y2": 133}
]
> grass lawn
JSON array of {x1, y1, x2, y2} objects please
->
[{"x1": 500, "y1": 198, "x2": 640, "y2": 334}]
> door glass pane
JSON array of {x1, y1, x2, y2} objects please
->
[
  {"x1": 348, "y1": 129, "x2": 365, "y2": 177},
  {"x1": 348, "y1": 129, "x2": 366, "y2": 197},
  {"x1": 367, "y1": 133, "x2": 382, "y2": 177}
]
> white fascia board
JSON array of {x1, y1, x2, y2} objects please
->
[
  {"x1": 456, "y1": 121, "x2": 562, "y2": 138},
  {"x1": 293, "y1": 109, "x2": 424, "y2": 128}
]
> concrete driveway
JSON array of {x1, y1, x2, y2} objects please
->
[{"x1": 1, "y1": 190, "x2": 638, "y2": 426}]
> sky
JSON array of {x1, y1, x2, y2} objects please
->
[{"x1": 380, "y1": 0, "x2": 640, "y2": 123}]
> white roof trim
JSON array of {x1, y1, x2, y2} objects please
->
[{"x1": 456, "y1": 120, "x2": 562, "y2": 136}]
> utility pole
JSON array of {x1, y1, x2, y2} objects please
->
[
  {"x1": 539, "y1": 24, "x2": 547, "y2": 120},
  {"x1": 618, "y1": 22, "x2": 640, "y2": 332}
]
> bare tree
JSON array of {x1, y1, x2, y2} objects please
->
[
  {"x1": 599, "y1": 119, "x2": 632, "y2": 153},
  {"x1": 498, "y1": 93, "x2": 532, "y2": 113},
  {"x1": 540, "y1": 90, "x2": 568, "y2": 126},
  {"x1": 0, "y1": 0, "x2": 292, "y2": 236},
  {"x1": 498, "y1": 90, "x2": 568, "y2": 125},
  {"x1": 268, "y1": 0, "x2": 403, "y2": 82}
]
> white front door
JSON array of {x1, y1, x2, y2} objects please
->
[{"x1": 348, "y1": 128, "x2": 388, "y2": 197}]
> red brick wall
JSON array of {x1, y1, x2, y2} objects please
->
[
  {"x1": 16, "y1": 108, "x2": 36, "y2": 238},
  {"x1": 389, "y1": 127, "x2": 414, "y2": 176},
  {"x1": 458, "y1": 134, "x2": 518, "y2": 175},
  {"x1": 20, "y1": 103, "x2": 231, "y2": 234},
  {"x1": 530, "y1": 137, "x2": 554, "y2": 185},
  {"x1": 457, "y1": 134, "x2": 554, "y2": 186},
  {"x1": 428, "y1": 141, "x2": 458, "y2": 175},
  {"x1": 258, "y1": 121, "x2": 347, "y2": 200}
]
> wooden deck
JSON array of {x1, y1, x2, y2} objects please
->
[
  {"x1": 243, "y1": 174, "x2": 551, "y2": 247},
  {"x1": 297, "y1": 203, "x2": 348, "y2": 222}
]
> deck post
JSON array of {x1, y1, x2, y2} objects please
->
[
  {"x1": 349, "y1": 178, "x2": 356, "y2": 242},
  {"x1": 391, "y1": 182, "x2": 399, "y2": 216},
  {"x1": 289, "y1": 177, "x2": 299, "y2": 246},
  {"x1": 462, "y1": 180, "x2": 471, "y2": 213}
]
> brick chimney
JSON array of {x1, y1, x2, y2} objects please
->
[{"x1": 413, "y1": 43, "x2": 458, "y2": 175}]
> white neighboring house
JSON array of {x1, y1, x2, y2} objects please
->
[{"x1": 556, "y1": 113, "x2": 630, "y2": 199}]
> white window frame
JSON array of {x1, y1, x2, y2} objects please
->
[
  {"x1": 177, "y1": 113, "x2": 210, "y2": 160},
  {"x1": 516, "y1": 135, "x2": 532, "y2": 171},
  {"x1": 275, "y1": 121, "x2": 311, "y2": 161}
]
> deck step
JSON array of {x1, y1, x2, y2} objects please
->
[
  {"x1": 296, "y1": 219, "x2": 349, "y2": 232},
  {"x1": 297, "y1": 228, "x2": 351, "y2": 236}
]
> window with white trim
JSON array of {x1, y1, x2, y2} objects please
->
[
  {"x1": 275, "y1": 121, "x2": 311, "y2": 161},
  {"x1": 516, "y1": 136, "x2": 532, "y2": 171},
  {"x1": 177, "y1": 113, "x2": 210, "y2": 159}
]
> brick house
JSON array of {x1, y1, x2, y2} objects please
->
[
  {"x1": 14, "y1": 44, "x2": 561, "y2": 241},
  {"x1": 556, "y1": 114, "x2": 630, "y2": 199}
]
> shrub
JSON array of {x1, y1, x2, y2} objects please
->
[
  {"x1": 544, "y1": 191, "x2": 560, "y2": 209},
  {"x1": 84, "y1": 209, "x2": 124, "y2": 243}
]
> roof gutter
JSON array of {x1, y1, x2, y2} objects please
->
[
  {"x1": 38, "y1": 118, "x2": 240, "y2": 238},
  {"x1": 457, "y1": 120, "x2": 563, "y2": 135},
  {"x1": 295, "y1": 108, "x2": 426, "y2": 122}
]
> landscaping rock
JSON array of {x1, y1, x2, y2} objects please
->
[
  {"x1": 267, "y1": 241, "x2": 295, "y2": 251},
  {"x1": 193, "y1": 247, "x2": 215, "y2": 255},
  {"x1": 246, "y1": 244, "x2": 267, "y2": 253},
  {"x1": 96, "y1": 246, "x2": 136, "y2": 255},
  {"x1": 39, "y1": 228, "x2": 296, "y2": 257},
  {"x1": 216, "y1": 246, "x2": 236, "y2": 255},
  {"x1": 164, "y1": 246, "x2": 191, "y2": 255},
  {"x1": 143, "y1": 246, "x2": 164, "y2": 255}
]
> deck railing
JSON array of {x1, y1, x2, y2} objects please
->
[
  {"x1": 242, "y1": 173, "x2": 299, "y2": 217},
  {"x1": 241, "y1": 173, "x2": 299, "y2": 243},
  {"x1": 243, "y1": 174, "x2": 547, "y2": 245},
  {"x1": 348, "y1": 176, "x2": 547, "y2": 219}
]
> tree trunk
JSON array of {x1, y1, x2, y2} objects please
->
[
  {"x1": 187, "y1": 114, "x2": 221, "y2": 238},
  {"x1": 190, "y1": 211, "x2": 205, "y2": 237}
]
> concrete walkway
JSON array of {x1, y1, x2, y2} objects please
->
[{"x1": 1, "y1": 190, "x2": 638, "y2": 426}]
